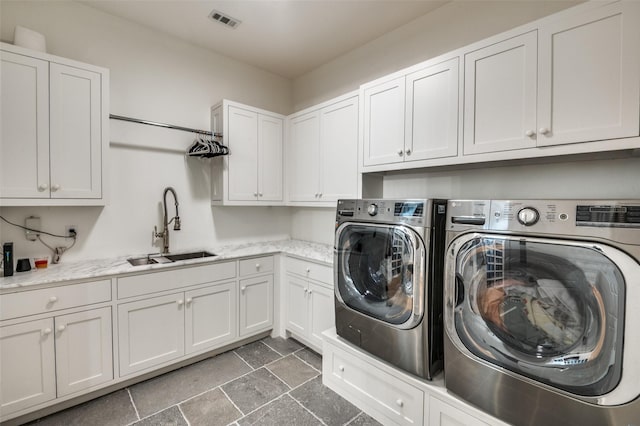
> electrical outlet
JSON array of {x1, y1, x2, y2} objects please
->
[
  {"x1": 66, "y1": 225, "x2": 77, "y2": 237},
  {"x1": 25, "y1": 216, "x2": 41, "y2": 241}
]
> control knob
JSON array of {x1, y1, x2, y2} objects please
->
[
  {"x1": 517, "y1": 207, "x2": 539, "y2": 226},
  {"x1": 367, "y1": 203, "x2": 378, "y2": 216}
]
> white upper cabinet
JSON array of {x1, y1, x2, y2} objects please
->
[
  {"x1": 463, "y1": 32, "x2": 538, "y2": 155},
  {"x1": 363, "y1": 77, "x2": 406, "y2": 166},
  {"x1": 362, "y1": 57, "x2": 459, "y2": 167},
  {"x1": 0, "y1": 43, "x2": 108, "y2": 206},
  {"x1": 464, "y1": 1, "x2": 640, "y2": 155},
  {"x1": 211, "y1": 100, "x2": 285, "y2": 206},
  {"x1": 537, "y1": 1, "x2": 640, "y2": 146},
  {"x1": 405, "y1": 58, "x2": 459, "y2": 161},
  {"x1": 288, "y1": 111, "x2": 321, "y2": 202},
  {"x1": 287, "y1": 93, "x2": 358, "y2": 206}
]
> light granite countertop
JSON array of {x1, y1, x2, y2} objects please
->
[{"x1": 0, "y1": 239, "x2": 333, "y2": 291}]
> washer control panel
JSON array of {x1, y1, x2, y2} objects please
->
[{"x1": 336, "y1": 199, "x2": 438, "y2": 227}]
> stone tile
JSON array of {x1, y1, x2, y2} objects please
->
[
  {"x1": 261, "y1": 336, "x2": 304, "y2": 356},
  {"x1": 133, "y1": 406, "x2": 187, "y2": 426},
  {"x1": 29, "y1": 389, "x2": 137, "y2": 426},
  {"x1": 222, "y1": 367, "x2": 289, "y2": 414},
  {"x1": 238, "y1": 394, "x2": 322, "y2": 426},
  {"x1": 267, "y1": 354, "x2": 319, "y2": 388},
  {"x1": 180, "y1": 388, "x2": 242, "y2": 426},
  {"x1": 295, "y1": 347, "x2": 323, "y2": 371},
  {"x1": 348, "y1": 412, "x2": 383, "y2": 426},
  {"x1": 234, "y1": 341, "x2": 282, "y2": 369},
  {"x1": 291, "y1": 377, "x2": 360, "y2": 426},
  {"x1": 130, "y1": 351, "x2": 251, "y2": 417}
]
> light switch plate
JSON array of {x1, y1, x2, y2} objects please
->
[{"x1": 25, "y1": 216, "x2": 41, "y2": 241}]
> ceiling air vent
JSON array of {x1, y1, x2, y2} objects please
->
[{"x1": 209, "y1": 10, "x2": 241, "y2": 29}]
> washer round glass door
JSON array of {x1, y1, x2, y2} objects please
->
[
  {"x1": 335, "y1": 223, "x2": 425, "y2": 329},
  {"x1": 445, "y1": 234, "x2": 627, "y2": 398}
]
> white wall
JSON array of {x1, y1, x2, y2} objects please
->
[{"x1": 0, "y1": 1, "x2": 292, "y2": 262}]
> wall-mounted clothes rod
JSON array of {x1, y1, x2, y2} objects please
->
[{"x1": 110, "y1": 114, "x2": 221, "y2": 137}]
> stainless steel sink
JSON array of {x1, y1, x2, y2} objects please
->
[
  {"x1": 127, "y1": 257, "x2": 158, "y2": 266},
  {"x1": 164, "y1": 251, "x2": 216, "y2": 262},
  {"x1": 127, "y1": 251, "x2": 216, "y2": 266}
]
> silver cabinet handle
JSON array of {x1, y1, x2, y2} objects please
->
[
  {"x1": 177, "y1": 299, "x2": 184, "y2": 306},
  {"x1": 186, "y1": 298, "x2": 192, "y2": 305},
  {"x1": 49, "y1": 296, "x2": 58, "y2": 303},
  {"x1": 397, "y1": 149, "x2": 403, "y2": 156},
  {"x1": 57, "y1": 325, "x2": 66, "y2": 332},
  {"x1": 38, "y1": 183, "x2": 48, "y2": 192},
  {"x1": 43, "y1": 328, "x2": 52, "y2": 335},
  {"x1": 396, "y1": 399, "x2": 404, "y2": 407},
  {"x1": 241, "y1": 286, "x2": 246, "y2": 293},
  {"x1": 255, "y1": 263, "x2": 261, "y2": 270},
  {"x1": 525, "y1": 130, "x2": 535, "y2": 137},
  {"x1": 539, "y1": 127, "x2": 550, "y2": 135},
  {"x1": 405, "y1": 148, "x2": 411, "y2": 156},
  {"x1": 338, "y1": 365, "x2": 345, "y2": 372},
  {"x1": 51, "y1": 184, "x2": 61, "y2": 191}
]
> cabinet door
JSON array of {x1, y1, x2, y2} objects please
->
[
  {"x1": 118, "y1": 293, "x2": 185, "y2": 376},
  {"x1": 319, "y1": 97, "x2": 359, "y2": 201},
  {"x1": 49, "y1": 63, "x2": 102, "y2": 199},
  {"x1": 288, "y1": 111, "x2": 320, "y2": 202},
  {"x1": 0, "y1": 319, "x2": 56, "y2": 415},
  {"x1": 185, "y1": 282, "x2": 238, "y2": 354},
  {"x1": 0, "y1": 51, "x2": 49, "y2": 199},
  {"x1": 308, "y1": 282, "x2": 334, "y2": 351},
  {"x1": 55, "y1": 307, "x2": 113, "y2": 397},
  {"x1": 257, "y1": 114, "x2": 284, "y2": 201},
  {"x1": 363, "y1": 76, "x2": 406, "y2": 166},
  {"x1": 285, "y1": 274, "x2": 309, "y2": 336},
  {"x1": 428, "y1": 396, "x2": 490, "y2": 426},
  {"x1": 537, "y1": 1, "x2": 640, "y2": 146},
  {"x1": 463, "y1": 31, "x2": 538, "y2": 155},
  {"x1": 406, "y1": 58, "x2": 459, "y2": 161},
  {"x1": 239, "y1": 275, "x2": 274, "y2": 337},
  {"x1": 227, "y1": 106, "x2": 258, "y2": 201}
]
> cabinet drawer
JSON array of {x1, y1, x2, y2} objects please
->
[
  {"x1": 0, "y1": 280, "x2": 111, "y2": 321},
  {"x1": 117, "y1": 261, "x2": 236, "y2": 299},
  {"x1": 325, "y1": 342, "x2": 423, "y2": 426},
  {"x1": 285, "y1": 256, "x2": 332, "y2": 285},
  {"x1": 239, "y1": 256, "x2": 274, "y2": 277}
]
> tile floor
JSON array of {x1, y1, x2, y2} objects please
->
[{"x1": 26, "y1": 337, "x2": 381, "y2": 426}]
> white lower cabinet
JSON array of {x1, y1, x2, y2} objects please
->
[
  {"x1": 0, "y1": 307, "x2": 113, "y2": 417},
  {"x1": 238, "y1": 256, "x2": 274, "y2": 337},
  {"x1": 54, "y1": 307, "x2": 113, "y2": 397},
  {"x1": 0, "y1": 318, "x2": 56, "y2": 415},
  {"x1": 118, "y1": 293, "x2": 186, "y2": 376},
  {"x1": 185, "y1": 282, "x2": 237, "y2": 354},
  {"x1": 118, "y1": 281, "x2": 238, "y2": 376},
  {"x1": 285, "y1": 257, "x2": 334, "y2": 353}
]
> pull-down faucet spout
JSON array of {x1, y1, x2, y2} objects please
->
[{"x1": 155, "y1": 187, "x2": 180, "y2": 254}]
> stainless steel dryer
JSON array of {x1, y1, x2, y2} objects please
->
[
  {"x1": 334, "y1": 199, "x2": 447, "y2": 379},
  {"x1": 444, "y1": 200, "x2": 640, "y2": 425}
]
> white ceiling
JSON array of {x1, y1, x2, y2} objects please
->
[{"x1": 80, "y1": 0, "x2": 448, "y2": 79}]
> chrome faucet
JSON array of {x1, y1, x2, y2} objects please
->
[{"x1": 154, "y1": 187, "x2": 181, "y2": 254}]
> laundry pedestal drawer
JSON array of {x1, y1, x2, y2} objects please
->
[{"x1": 323, "y1": 333, "x2": 424, "y2": 426}]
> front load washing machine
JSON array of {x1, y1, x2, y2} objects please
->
[
  {"x1": 334, "y1": 199, "x2": 447, "y2": 380},
  {"x1": 444, "y1": 200, "x2": 640, "y2": 425}
]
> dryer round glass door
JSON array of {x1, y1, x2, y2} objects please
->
[
  {"x1": 445, "y1": 234, "x2": 626, "y2": 398},
  {"x1": 335, "y1": 223, "x2": 426, "y2": 329}
]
